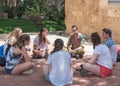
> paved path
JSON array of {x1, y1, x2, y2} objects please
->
[
  {"x1": 0, "y1": 34, "x2": 120, "y2": 86},
  {"x1": 0, "y1": 33, "x2": 93, "y2": 54},
  {"x1": 30, "y1": 34, "x2": 93, "y2": 55}
]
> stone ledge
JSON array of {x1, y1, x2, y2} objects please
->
[
  {"x1": 0, "y1": 34, "x2": 8, "y2": 41},
  {"x1": 56, "y1": 31, "x2": 65, "y2": 36}
]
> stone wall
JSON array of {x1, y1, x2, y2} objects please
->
[{"x1": 65, "y1": 0, "x2": 120, "y2": 43}]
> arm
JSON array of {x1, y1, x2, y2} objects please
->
[
  {"x1": 45, "y1": 36, "x2": 51, "y2": 45},
  {"x1": 33, "y1": 44, "x2": 37, "y2": 54},
  {"x1": 21, "y1": 47, "x2": 31, "y2": 62},
  {"x1": 85, "y1": 54, "x2": 98, "y2": 64},
  {"x1": 47, "y1": 64, "x2": 51, "y2": 72},
  {"x1": 33, "y1": 36, "x2": 38, "y2": 50},
  {"x1": 33, "y1": 44, "x2": 37, "y2": 50},
  {"x1": 42, "y1": 57, "x2": 51, "y2": 75},
  {"x1": 68, "y1": 34, "x2": 83, "y2": 53},
  {"x1": 8, "y1": 37, "x2": 16, "y2": 45},
  {"x1": 69, "y1": 46, "x2": 83, "y2": 54},
  {"x1": 42, "y1": 63, "x2": 51, "y2": 76},
  {"x1": 70, "y1": 35, "x2": 83, "y2": 51},
  {"x1": 72, "y1": 46, "x2": 83, "y2": 51},
  {"x1": 67, "y1": 35, "x2": 72, "y2": 48}
]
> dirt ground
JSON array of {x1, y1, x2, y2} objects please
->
[
  {"x1": 0, "y1": 34, "x2": 120, "y2": 86},
  {"x1": 0, "y1": 58, "x2": 120, "y2": 86}
]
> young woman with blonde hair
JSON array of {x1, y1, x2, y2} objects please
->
[
  {"x1": 4, "y1": 27, "x2": 23, "y2": 55},
  {"x1": 8, "y1": 27, "x2": 22, "y2": 45},
  {"x1": 0, "y1": 27, "x2": 23, "y2": 67}
]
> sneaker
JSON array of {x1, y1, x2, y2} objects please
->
[
  {"x1": 75, "y1": 54, "x2": 80, "y2": 59},
  {"x1": 79, "y1": 68, "x2": 88, "y2": 75}
]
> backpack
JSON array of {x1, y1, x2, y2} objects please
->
[
  {"x1": 0, "y1": 44, "x2": 6, "y2": 67},
  {"x1": 0, "y1": 45, "x2": 5, "y2": 57},
  {"x1": 117, "y1": 53, "x2": 120, "y2": 62},
  {"x1": 116, "y1": 44, "x2": 120, "y2": 62},
  {"x1": 0, "y1": 40, "x2": 11, "y2": 66}
]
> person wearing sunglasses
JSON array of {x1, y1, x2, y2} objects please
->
[{"x1": 67, "y1": 25, "x2": 85, "y2": 59}]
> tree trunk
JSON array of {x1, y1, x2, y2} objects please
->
[
  {"x1": 0, "y1": 0, "x2": 4, "y2": 20},
  {"x1": 5, "y1": 0, "x2": 21, "y2": 18}
]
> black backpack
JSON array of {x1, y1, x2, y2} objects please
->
[
  {"x1": 0, "y1": 58, "x2": 6, "y2": 67},
  {"x1": 117, "y1": 53, "x2": 120, "y2": 62}
]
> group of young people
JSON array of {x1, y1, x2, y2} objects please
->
[
  {"x1": 0, "y1": 27, "x2": 33, "y2": 74},
  {"x1": 76, "y1": 27, "x2": 117, "y2": 78},
  {"x1": 0, "y1": 25, "x2": 117, "y2": 86}
]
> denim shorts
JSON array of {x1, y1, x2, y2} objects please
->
[{"x1": 5, "y1": 68, "x2": 13, "y2": 74}]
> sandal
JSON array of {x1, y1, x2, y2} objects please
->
[{"x1": 79, "y1": 64, "x2": 88, "y2": 75}]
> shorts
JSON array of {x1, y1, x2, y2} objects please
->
[
  {"x1": 5, "y1": 68, "x2": 14, "y2": 74},
  {"x1": 99, "y1": 65, "x2": 112, "y2": 78}
]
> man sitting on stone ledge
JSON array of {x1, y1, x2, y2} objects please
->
[{"x1": 67, "y1": 25, "x2": 85, "y2": 59}]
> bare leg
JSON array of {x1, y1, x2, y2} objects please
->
[
  {"x1": 12, "y1": 62, "x2": 33, "y2": 75},
  {"x1": 83, "y1": 63, "x2": 100, "y2": 76},
  {"x1": 42, "y1": 64, "x2": 51, "y2": 76},
  {"x1": 42, "y1": 64, "x2": 49, "y2": 76}
]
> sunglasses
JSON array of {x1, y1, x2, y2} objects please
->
[{"x1": 72, "y1": 29, "x2": 77, "y2": 32}]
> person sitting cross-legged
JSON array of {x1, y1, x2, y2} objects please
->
[
  {"x1": 5, "y1": 34, "x2": 33, "y2": 75},
  {"x1": 78, "y1": 32, "x2": 113, "y2": 78},
  {"x1": 67, "y1": 25, "x2": 85, "y2": 59},
  {"x1": 102, "y1": 28, "x2": 117, "y2": 66},
  {"x1": 0, "y1": 27, "x2": 23, "y2": 67},
  {"x1": 32, "y1": 28, "x2": 50, "y2": 59},
  {"x1": 42, "y1": 38, "x2": 73, "y2": 86}
]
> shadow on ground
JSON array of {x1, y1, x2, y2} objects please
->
[
  {"x1": 0, "y1": 34, "x2": 120, "y2": 86},
  {"x1": 0, "y1": 58, "x2": 120, "y2": 86}
]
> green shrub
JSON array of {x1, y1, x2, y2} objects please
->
[
  {"x1": 42, "y1": 19, "x2": 66, "y2": 32},
  {"x1": 0, "y1": 19, "x2": 39, "y2": 33}
]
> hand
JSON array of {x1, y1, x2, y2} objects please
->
[
  {"x1": 39, "y1": 49, "x2": 44, "y2": 52},
  {"x1": 38, "y1": 49, "x2": 45, "y2": 57},
  {"x1": 83, "y1": 57, "x2": 90, "y2": 62},
  {"x1": 69, "y1": 49, "x2": 76, "y2": 54},
  {"x1": 32, "y1": 49, "x2": 38, "y2": 54}
]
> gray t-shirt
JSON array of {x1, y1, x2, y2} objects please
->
[{"x1": 47, "y1": 50, "x2": 73, "y2": 86}]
